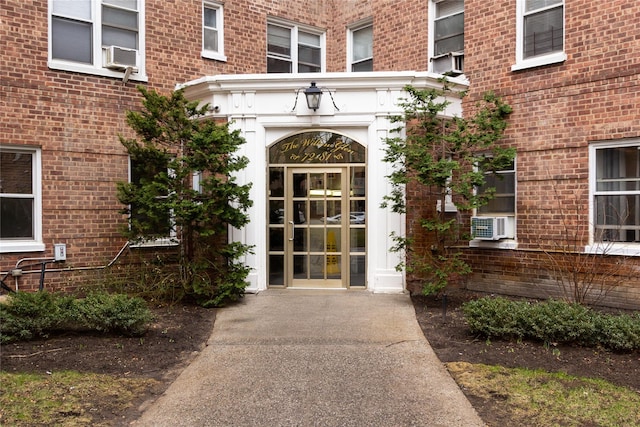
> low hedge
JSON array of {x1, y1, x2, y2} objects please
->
[
  {"x1": 463, "y1": 297, "x2": 640, "y2": 352},
  {"x1": 0, "y1": 291, "x2": 153, "y2": 344}
]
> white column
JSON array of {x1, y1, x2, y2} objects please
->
[
  {"x1": 228, "y1": 92, "x2": 267, "y2": 292},
  {"x1": 367, "y1": 91, "x2": 405, "y2": 293}
]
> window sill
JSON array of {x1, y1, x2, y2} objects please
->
[
  {"x1": 129, "y1": 238, "x2": 179, "y2": 249},
  {"x1": 585, "y1": 243, "x2": 640, "y2": 257},
  {"x1": 0, "y1": 241, "x2": 46, "y2": 254},
  {"x1": 436, "y1": 200, "x2": 458, "y2": 213},
  {"x1": 469, "y1": 239, "x2": 517, "y2": 250},
  {"x1": 48, "y1": 61, "x2": 148, "y2": 82},
  {"x1": 201, "y1": 51, "x2": 227, "y2": 62},
  {"x1": 511, "y1": 52, "x2": 566, "y2": 72}
]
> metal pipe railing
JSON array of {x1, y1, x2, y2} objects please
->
[{"x1": 0, "y1": 242, "x2": 130, "y2": 292}]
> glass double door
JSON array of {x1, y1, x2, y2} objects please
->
[{"x1": 268, "y1": 166, "x2": 366, "y2": 288}]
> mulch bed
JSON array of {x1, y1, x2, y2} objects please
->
[{"x1": 1, "y1": 290, "x2": 638, "y2": 426}]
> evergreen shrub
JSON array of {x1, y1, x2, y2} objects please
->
[
  {"x1": 462, "y1": 297, "x2": 640, "y2": 351},
  {"x1": 74, "y1": 292, "x2": 153, "y2": 336},
  {"x1": 592, "y1": 313, "x2": 640, "y2": 352},
  {"x1": 0, "y1": 291, "x2": 152, "y2": 344}
]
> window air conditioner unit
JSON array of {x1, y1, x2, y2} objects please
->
[
  {"x1": 431, "y1": 51, "x2": 464, "y2": 75},
  {"x1": 471, "y1": 216, "x2": 508, "y2": 241},
  {"x1": 103, "y1": 46, "x2": 138, "y2": 72}
]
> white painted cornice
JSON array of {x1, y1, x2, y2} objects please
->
[
  {"x1": 178, "y1": 71, "x2": 467, "y2": 95},
  {"x1": 177, "y1": 71, "x2": 467, "y2": 119}
]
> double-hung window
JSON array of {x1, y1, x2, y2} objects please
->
[
  {"x1": 430, "y1": 0, "x2": 464, "y2": 75},
  {"x1": 592, "y1": 141, "x2": 640, "y2": 248},
  {"x1": 470, "y1": 158, "x2": 516, "y2": 245},
  {"x1": 349, "y1": 21, "x2": 373, "y2": 72},
  {"x1": 202, "y1": 1, "x2": 226, "y2": 61},
  {"x1": 478, "y1": 160, "x2": 516, "y2": 215},
  {"x1": 0, "y1": 146, "x2": 44, "y2": 253},
  {"x1": 128, "y1": 156, "x2": 175, "y2": 245},
  {"x1": 267, "y1": 21, "x2": 324, "y2": 73},
  {"x1": 49, "y1": 0, "x2": 145, "y2": 79},
  {"x1": 513, "y1": 0, "x2": 565, "y2": 71}
]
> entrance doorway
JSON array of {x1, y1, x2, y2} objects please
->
[{"x1": 267, "y1": 131, "x2": 366, "y2": 288}]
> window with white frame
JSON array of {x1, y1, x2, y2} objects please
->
[
  {"x1": 0, "y1": 146, "x2": 44, "y2": 253},
  {"x1": 592, "y1": 141, "x2": 640, "y2": 245},
  {"x1": 49, "y1": 0, "x2": 145, "y2": 79},
  {"x1": 128, "y1": 156, "x2": 174, "y2": 244},
  {"x1": 513, "y1": 0, "x2": 565, "y2": 71},
  {"x1": 430, "y1": 0, "x2": 464, "y2": 75},
  {"x1": 349, "y1": 22, "x2": 373, "y2": 72},
  {"x1": 267, "y1": 21, "x2": 324, "y2": 73},
  {"x1": 202, "y1": 1, "x2": 226, "y2": 61},
  {"x1": 478, "y1": 159, "x2": 516, "y2": 215},
  {"x1": 470, "y1": 158, "x2": 516, "y2": 244}
]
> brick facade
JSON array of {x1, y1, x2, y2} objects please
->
[
  {"x1": 460, "y1": 0, "x2": 640, "y2": 306},
  {"x1": 2, "y1": 1, "x2": 639, "y2": 307},
  {"x1": 1, "y1": 0, "x2": 404, "y2": 292}
]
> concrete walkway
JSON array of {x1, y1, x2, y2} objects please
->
[{"x1": 133, "y1": 290, "x2": 484, "y2": 426}]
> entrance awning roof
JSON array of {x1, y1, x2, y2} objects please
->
[{"x1": 177, "y1": 71, "x2": 467, "y2": 118}]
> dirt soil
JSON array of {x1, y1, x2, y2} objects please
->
[
  {"x1": 412, "y1": 290, "x2": 640, "y2": 426},
  {"x1": 0, "y1": 302, "x2": 217, "y2": 426},
  {"x1": 2, "y1": 291, "x2": 639, "y2": 426}
]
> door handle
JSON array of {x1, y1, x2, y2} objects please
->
[{"x1": 288, "y1": 221, "x2": 295, "y2": 241}]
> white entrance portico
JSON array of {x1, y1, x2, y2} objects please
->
[{"x1": 178, "y1": 72, "x2": 464, "y2": 293}]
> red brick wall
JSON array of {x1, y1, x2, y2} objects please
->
[
  {"x1": 1, "y1": 0, "x2": 224, "y2": 290},
  {"x1": 372, "y1": 0, "x2": 429, "y2": 71},
  {"x1": 5, "y1": 0, "x2": 637, "y2": 307},
  {"x1": 1, "y1": 0, "x2": 434, "y2": 291},
  {"x1": 458, "y1": 0, "x2": 640, "y2": 306},
  {"x1": 326, "y1": 0, "x2": 372, "y2": 71},
  {"x1": 464, "y1": 248, "x2": 640, "y2": 311},
  {"x1": 464, "y1": 0, "x2": 640, "y2": 248},
  {"x1": 2, "y1": 1, "x2": 141, "y2": 291}
]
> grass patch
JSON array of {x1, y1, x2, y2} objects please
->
[
  {"x1": 447, "y1": 361, "x2": 640, "y2": 427},
  {"x1": 0, "y1": 371, "x2": 158, "y2": 426}
]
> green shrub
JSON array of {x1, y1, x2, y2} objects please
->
[
  {"x1": 593, "y1": 313, "x2": 640, "y2": 352},
  {"x1": 74, "y1": 293, "x2": 152, "y2": 336},
  {"x1": 0, "y1": 291, "x2": 153, "y2": 343},
  {"x1": 0, "y1": 291, "x2": 73, "y2": 343},
  {"x1": 462, "y1": 297, "x2": 529, "y2": 339},
  {"x1": 522, "y1": 300, "x2": 596, "y2": 345},
  {"x1": 462, "y1": 297, "x2": 640, "y2": 351}
]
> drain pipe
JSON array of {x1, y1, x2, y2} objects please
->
[{"x1": 3, "y1": 242, "x2": 130, "y2": 292}]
